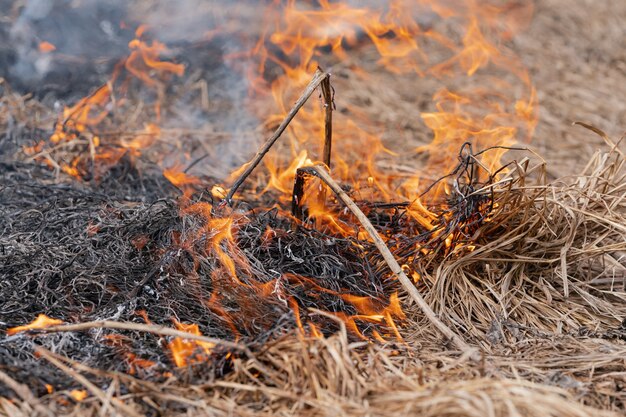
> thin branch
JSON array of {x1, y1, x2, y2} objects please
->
[
  {"x1": 303, "y1": 164, "x2": 473, "y2": 354},
  {"x1": 320, "y1": 74, "x2": 333, "y2": 169},
  {"x1": 291, "y1": 168, "x2": 308, "y2": 220},
  {"x1": 34, "y1": 320, "x2": 250, "y2": 355},
  {"x1": 225, "y1": 68, "x2": 328, "y2": 204}
]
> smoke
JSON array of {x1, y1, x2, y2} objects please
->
[
  {"x1": 4, "y1": 0, "x2": 130, "y2": 97},
  {"x1": 1, "y1": 0, "x2": 263, "y2": 179},
  {"x1": 0, "y1": 0, "x2": 441, "y2": 180}
]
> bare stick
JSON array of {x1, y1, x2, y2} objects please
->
[
  {"x1": 304, "y1": 165, "x2": 472, "y2": 353},
  {"x1": 36, "y1": 321, "x2": 284, "y2": 384},
  {"x1": 225, "y1": 69, "x2": 328, "y2": 204},
  {"x1": 33, "y1": 320, "x2": 249, "y2": 354},
  {"x1": 318, "y1": 73, "x2": 334, "y2": 212},
  {"x1": 320, "y1": 74, "x2": 333, "y2": 169},
  {"x1": 35, "y1": 346, "x2": 143, "y2": 417}
]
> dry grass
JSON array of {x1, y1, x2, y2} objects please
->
[
  {"x1": 1, "y1": 0, "x2": 626, "y2": 415},
  {"x1": 1, "y1": 131, "x2": 624, "y2": 417},
  {"x1": 426, "y1": 140, "x2": 626, "y2": 339}
]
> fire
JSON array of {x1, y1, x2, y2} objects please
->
[
  {"x1": 38, "y1": 41, "x2": 56, "y2": 53},
  {"x1": 28, "y1": 25, "x2": 184, "y2": 180},
  {"x1": 103, "y1": 334, "x2": 157, "y2": 375},
  {"x1": 168, "y1": 321, "x2": 215, "y2": 368},
  {"x1": 69, "y1": 390, "x2": 88, "y2": 402},
  {"x1": 214, "y1": 0, "x2": 537, "y2": 341},
  {"x1": 164, "y1": 165, "x2": 203, "y2": 200},
  {"x1": 340, "y1": 292, "x2": 406, "y2": 341},
  {"x1": 238, "y1": 0, "x2": 537, "y2": 206},
  {"x1": 20, "y1": 1, "x2": 540, "y2": 361},
  {"x1": 126, "y1": 35, "x2": 185, "y2": 89},
  {"x1": 123, "y1": 123, "x2": 162, "y2": 154},
  {"x1": 7, "y1": 314, "x2": 64, "y2": 335}
]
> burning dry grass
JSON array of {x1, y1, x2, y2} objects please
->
[
  {"x1": 1, "y1": 107, "x2": 625, "y2": 415},
  {"x1": 1, "y1": 61, "x2": 626, "y2": 417},
  {"x1": 1, "y1": 1, "x2": 626, "y2": 415}
]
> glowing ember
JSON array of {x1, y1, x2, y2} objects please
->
[
  {"x1": 38, "y1": 41, "x2": 56, "y2": 53},
  {"x1": 69, "y1": 389, "x2": 88, "y2": 402},
  {"x1": 7, "y1": 314, "x2": 64, "y2": 335}
]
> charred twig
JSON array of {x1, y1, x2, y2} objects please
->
[
  {"x1": 318, "y1": 73, "x2": 334, "y2": 212},
  {"x1": 302, "y1": 164, "x2": 473, "y2": 354},
  {"x1": 291, "y1": 168, "x2": 308, "y2": 220},
  {"x1": 225, "y1": 69, "x2": 328, "y2": 204},
  {"x1": 320, "y1": 74, "x2": 334, "y2": 169},
  {"x1": 364, "y1": 201, "x2": 411, "y2": 209},
  {"x1": 184, "y1": 152, "x2": 210, "y2": 173}
]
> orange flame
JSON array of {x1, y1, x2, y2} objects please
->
[
  {"x1": 69, "y1": 390, "x2": 88, "y2": 402},
  {"x1": 31, "y1": 25, "x2": 184, "y2": 180},
  {"x1": 7, "y1": 314, "x2": 64, "y2": 335},
  {"x1": 230, "y1": 0, "x2": 538, "y2": 217},
  {"x1": 168, "y1": 320, "x2": 215, "y2": 367},
  {"x1": 38, "y1": 41, "x2": 56, "y2": 53},
  {"x1": 24, "y1": 2, "x2": 541, "y2": 353},
  {"x1": 135, "y1": 1, "x2": 537, "y2": 350},
  {"x1": 164, "y1": 170, "x2": 201, "y2": 188}
]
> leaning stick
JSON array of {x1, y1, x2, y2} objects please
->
[
  {"x1": 225, "y1": 68, "x2": 329, "y2": 204},
  {"x1": 303, "y1": 164, "x2": 472, "y2": 353}
]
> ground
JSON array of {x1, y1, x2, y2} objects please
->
[{"x1": 0, "y1": 0, "x2": 625, "y2": 416}]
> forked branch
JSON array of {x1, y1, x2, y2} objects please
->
[{"x1": 225, "y1": 68, "x2": 329, "y2": 204}]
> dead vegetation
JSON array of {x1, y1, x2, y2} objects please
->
[
  {"x1": 2, "y1": 75, "x2": 625, "y2": 417},
  {"x1": 1, "y1": 0, "x2": 626, "y2": 416}
]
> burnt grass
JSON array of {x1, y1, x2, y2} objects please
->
[{"x1": 0, "y1": 154, "x2": 405, "y2": 394}]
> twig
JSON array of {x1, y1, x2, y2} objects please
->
[
  {"x1": 225, "y1": 68, "x2": 328, "y2": 204},
  {"x1": 35, "y1": 346, "x2": 142, "y2": 417},
  {"x1": 303, "y1": 164, "x2": 473, "y2": 354},
  {"x1": 34, "y1": 322, "x2": 280, "y2": 385},
  {"x1": 291, "y1": 168, "x2": 308, "y2": 220},
  {"x1": 33, "y1": 320, "x2": 250, "y2": 355},
  {"x1": 320, "y1": 74, "x2": 333, "y2": 169},
  {"x1": 318, "y1": 73, "x2": 334, "y2": 212}
]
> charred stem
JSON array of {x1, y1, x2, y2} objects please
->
[{"x1": 321, "y1": 74, "x2": 334, "y2": 169}]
